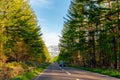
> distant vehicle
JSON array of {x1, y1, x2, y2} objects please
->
[{"x1": 59, "y1": 61, "x2": 65, "y2": 67}]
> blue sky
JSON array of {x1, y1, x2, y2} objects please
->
[{"x1": 30, "y1": 0, "x2": 71, "y2": 46}]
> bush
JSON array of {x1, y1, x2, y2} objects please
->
[
  {"x1": 0, "y1": 62, "x2": 25, "y2": 80},
  {"x1": 12, "y1": 63, "x2": 50, "y2": 80}
]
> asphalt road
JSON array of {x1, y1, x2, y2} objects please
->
[{"x1": 32, "y1": 63, "x2": 120, "y2": 80}]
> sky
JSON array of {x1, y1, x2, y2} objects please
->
[{"x1": 29, "y1": 0, "x2": 71, "y2": 47}]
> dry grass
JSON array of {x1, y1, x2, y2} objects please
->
[{"x1": 0, "y1": 62, "x2": 25, "y2": 80}]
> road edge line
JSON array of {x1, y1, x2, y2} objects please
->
[{"x1": 34, "y1": 66, "x2": 49, "y2": 80}]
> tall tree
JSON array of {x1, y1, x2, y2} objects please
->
[
  {"x1": 0, "y1": 0, "x2": 50, "y2": 65},
  {"x1": 59, "y1": 0, "x2": 120, "y2": 69}
]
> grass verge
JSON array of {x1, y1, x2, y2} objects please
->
[
  {"x1": 70, "y1": 65, "x2": 120, "y2": 78},
  {"x1": 12, "y1": 63, "x2": 50, "y2": 80}
]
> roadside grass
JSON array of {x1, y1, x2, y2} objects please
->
[
  {"x1": 12, "y1": 63, "x2": 50, "y2": 80},
  {"x1": 70, "y1": 66, "x2": 120, "y2": 78}
]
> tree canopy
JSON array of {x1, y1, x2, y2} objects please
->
[
  {"x1": 58, "y1": 0, "x2": 120, "y2": 69},
  {"x1": 0, "y1": 0, "x2": 50, "y2": 68}
]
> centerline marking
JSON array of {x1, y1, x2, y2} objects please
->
[
  {"x1": 65, "y1": 71, "x2": 71, "y2": 75},
  {"x1": 60, "y1": 68, "x2": 71, "y2": 75}
]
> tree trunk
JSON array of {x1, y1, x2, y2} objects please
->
[
  {"x1": 89, "y1": 26, "x2": 96, "y2": 68},
  {"x1": 113, "y1": 37, "x2": 117, "y2": 69},
  {"x1": 117, "y1": 0, "x2": 120, "y2": 69},
  {"x1": 0, "y1": 22, "x2": 5, "y2": 67}
]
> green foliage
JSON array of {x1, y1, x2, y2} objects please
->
[
  {"x1": 59, "y1": 0, "x2": 120, "y2": 69},
  {"x1": 0, "y1": 0, "x2": 50, "y2": 63},
  {"x1": 70, "y1": 65, "x2": 120, "y2": 78},
  {"x1": 12, "y1": 63, "x2": 49, "y2": 80},
  {"x1": 0, "y1": 62, "x2": 25, "y2": 80},
  {"x1": 0, "y1": 0, "x2": 50, "y2": 79},
  {"x1": 50, "y1": 56, "x2": 58, "y2": 63}
]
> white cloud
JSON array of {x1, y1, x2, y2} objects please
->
[
  {"x1": 43, "y1": 32, "x2": 59, "y2": 47},
  {"x1": 29, "y1": 0, "x2": 60, "y2": 47},
  {"x1": 30, "y1": 0, "x2": 52, "y2": 8}
]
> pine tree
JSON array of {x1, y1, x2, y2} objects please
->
[
  {"x1": 59, "y1": 0, "x2": 120, "y2": 69},
  {"x1": 0, "y1": 0, "x2": 50, "y2": 65}
]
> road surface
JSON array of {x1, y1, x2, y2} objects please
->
[{"x1": 32, "y1": 63, "x2": 120, "y2": 80}]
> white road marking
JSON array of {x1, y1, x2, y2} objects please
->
[
  {"x1": 34, "y1": 66, "x2": 49, "y2": 80},
  {"x1": 60, "y1": 67, "x2": 71, "y2": 75},
  {"x1": 65, "y1": 71, "x2": 71, "y2": 75},
  {"x1": 34, "y1": 74, "x2": 41, "y2": 80},
  {"x1": 34, "y1": 69, "x2": 46, "y2": 80},
  {"x1": 59, "y1": 67, "x2": 62, "y2": 70}
]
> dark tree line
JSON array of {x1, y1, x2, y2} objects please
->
[
  {"x1": 58, "y1": 0, "x2": 120, "y2": 69},
  {"x1": 0, "y1": 0, "x2": 50, "y2": 68},
  {"x1": 0, "y1": 0, "x2": 51, "y2": 79}
]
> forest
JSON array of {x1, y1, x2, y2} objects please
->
[
  {"x1": 58, "y1": 0, "x2": 120, "y2": 69},
  {"x1": 0, "y1": 0, "x2": 50, "y2": 80},
  {"x1": 1, "y1": 0, "x2": 120, "y2": 79}
]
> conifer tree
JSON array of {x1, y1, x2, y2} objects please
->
[{"x1": 59, "y1": 0, "x2": 120, "y2": 69}]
